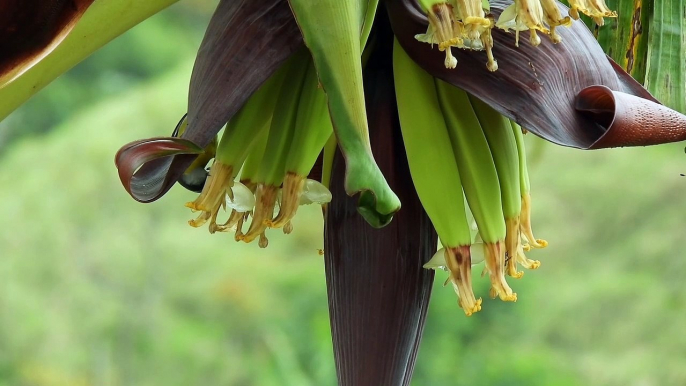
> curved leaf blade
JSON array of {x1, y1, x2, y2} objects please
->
[
  {"x1": 0, "y1": 0, "x2": 95, "y2": 87},
  {"x1": 644, "y1": 0, "x2": 685, "y2": 113},
  {"x1": 0, "y1": 0, "x2": 179, "y2": 122}
]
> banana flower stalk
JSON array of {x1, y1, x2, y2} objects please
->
[{"x1": 2, "y1": 0, "x2": 686, "y2": 385}]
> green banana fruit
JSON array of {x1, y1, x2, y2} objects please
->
[
  {"x1": 469, "y1": 95, "x2": 534, "y2": 279},
  {"x1": 240, "y1": 49, "x2": 310, "y2": 245},
  {"x1": 511, "y1": 121, "x2": 548, "y2": 250},
  {"x1": 184, "y1": 61, "x2": 289, "y2": 234},
  {"x1": 436, "y1": 79, "x2": 516, "y2": 302},
  {"x1": 394, "y1": 39, "x2": 481, "y2": 315},
  {"x1": 287, "y1": 0, "x2": 401, "y2": 227},
  {"x1": 271, "y1": 61, "x2": 334, "y2": 229}
]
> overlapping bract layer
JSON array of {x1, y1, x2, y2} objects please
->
[
  {"x1": 413, "y1": 0, "x2": 613, "y2": 71},
  {"x1": 388, "y1": 0, "x2": 686, "y2": 149}
]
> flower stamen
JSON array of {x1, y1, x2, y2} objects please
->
[
  {"x1": 483, "y1": 241, "x2": 517, "y2": 301},
  {"x1": 539, "y1": 0, "x2": 572, "y2": 43},
  {"x1": 496, "y1": 0, "x2": 550, "y2": 47},
  {"x1": 186, "y1": 162, "x2": 235, "y2": 228},
  {"x1": 239, "y1": 184, "x2": 279, "y2": 243},
  {"x1": 444, "y1": 246, "x2": 482, "y2": 316},
  {"x1": 520, "y1": 193, "x2": 548, "y2": 248},
  {"x1": 505, "y1": 217, "x2": 524, "y2": 278}
]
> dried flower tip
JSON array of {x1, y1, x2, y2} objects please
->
[
  {"x1": 567, "y1": 0, "x2": 617, "y2": 25},
  {"x1": 483, "y1": 241, "x2": 517, "y2": 302},
  {"x1": 239, "y1": 184, "x2": 279, "y2": 243},
  {"x1": 505, "y1": 217, "x2": 524, "y2": 278},
  {"x1": 269, "y1": 173, "x2": 306, "y2": 229},
  {"x1": 444, "y1": 247, "x2": 482, "y2": 316},
  {"x1": 496, "y1": 0, "x2": 549, "y2": 47},
  {"x1": 234, "y1": 213, "x2": 248, "y2": 242},
  {"x1": 520, "y1": 193, "x2": 548, "y2": 248},
  {"x1": 453, "y1": 0, "x2": 491, "y2": 40},
  {"x1": 516, "y1": 243, "x2": 541, "y2": 270},
  {"x1": 270, "y1": 175, "x2": 332, "y2": 230},
  {"x1": 415, "y1": 3, "x2": 462, "y2": 68},
  {"x1": 258, "y1": 232, "x2": 269, "y2": 248},
  {"x1": 185, "y1": 162, "x2": 256, "y2": 233},
  {"x1": 539, "y1": 0, "x2": 572, "y2": 43}
]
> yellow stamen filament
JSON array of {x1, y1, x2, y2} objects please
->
[
  {"x1": 444, "y1": 246, "x2": 482, "y2": 316},
  {"x1": 568, "y1": 0, "x2": 616, "y2": 25},
  {"x1": 483, "y1": 241, "x2": 517, "y2": 302},
  {"x1": 234, "y1": 213, "x2": 248, "y2": 242},
  {"x1": 454, "y1": 0, "x2": 490, "y2": 40},
  {"x1": 516, "y1": 243, "x2": 541, "y2": 270},
  {"x1": 209, "y1": 209, "x2": 243, "y2": 234},
  {"x1": 538, "y1": 0, "x2": 572, "y2": 43},
  {"x1": 505, "y1": 217, "x2": 524, "y2": 278},
  {"x1": 481, "y1": 22, "x2": 498, "y2": 72},
  {"x1": 239, "y1": 184, "x2": 278, "y2": 243},
  {"x1": 283, "y1": 221, "x2": 294, "y2": 235},
  {"x1": 427, "y1": 3, "x2": 461, "y2": 69},
  {"x1": 258, "y1": 232, "x2": 269, "y2": 248},
  {"x1": 269, "y1": 172, "x2": 305, "y2": 229},
  {"x1": 520, "y1": 193, "x2": 548, "y2": 248},
  {"x1": 185, "y1": 162, "x2": 234, "y2": 229}
]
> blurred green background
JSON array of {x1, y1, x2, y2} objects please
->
[{"x1": 1, "y1": 1, "x2": 685, "y2": 385}]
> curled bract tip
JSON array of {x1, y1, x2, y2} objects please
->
[
  {"x1": 115, "y1": 137, "x2": 204, "y2": 202},
  {"x1": 388, "y1": 0, "x2": 685, "y2": 150},
  {"x1": 576, "y1": 86, "x2": 686, "y2": 149},
  {"x1": 356, "y1": 190, "x2": 398, "y2": 229}
]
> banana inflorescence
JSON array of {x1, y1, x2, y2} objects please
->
[
  {"x1": 394, "y1": 40, "x2": 546, "y2": 315},
  {"x1": 414, "y1": 0, "x2": 615, "y2": 70},
  {"x1": 166, "y1": 2, "x2": 550, "y2": 316},
  {"x1": 180, "y1": 48, "x2": 333, "y2": 248}
]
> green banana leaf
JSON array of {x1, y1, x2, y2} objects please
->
[{"x1": 588, "y1": 0, "x2": 685, "y2": 113}]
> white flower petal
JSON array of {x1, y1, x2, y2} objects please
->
[
  {"x1": 423, "y1": 248, "x2": 448, "y2": 271},
  {"x1": 496, "y1": 4, "x2": 518, "y2": 30},
  {"x1": 226, "y1": 181, "x2": 255, "y2": 212},
  {"x1": 470, "y1": 241, "x2": 485, "y2": 265},
  {"x1": 299, "y1": 179, "x2": 332, "y2": 205}
]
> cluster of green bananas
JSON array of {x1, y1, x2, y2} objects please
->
[
  {"x1": 394, "y1": 40, "x2": 546, "y2": 316},
  {"x1": 416, "y1": 0, "x2": 616, "y2": 70},
  {"x1": 177, "y1": 49, "x2": 333, "y2": 248}
]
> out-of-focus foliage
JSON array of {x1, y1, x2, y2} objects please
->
[
  {"x1": 1, "y1": 1, "x2": 686, "y2": 385},
  {"x1": 587, "y1": 0, "x2": 686, "y2": 113},
  {"x1": 0, "y1": 0, "x2": 211, "y2": 152}
]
